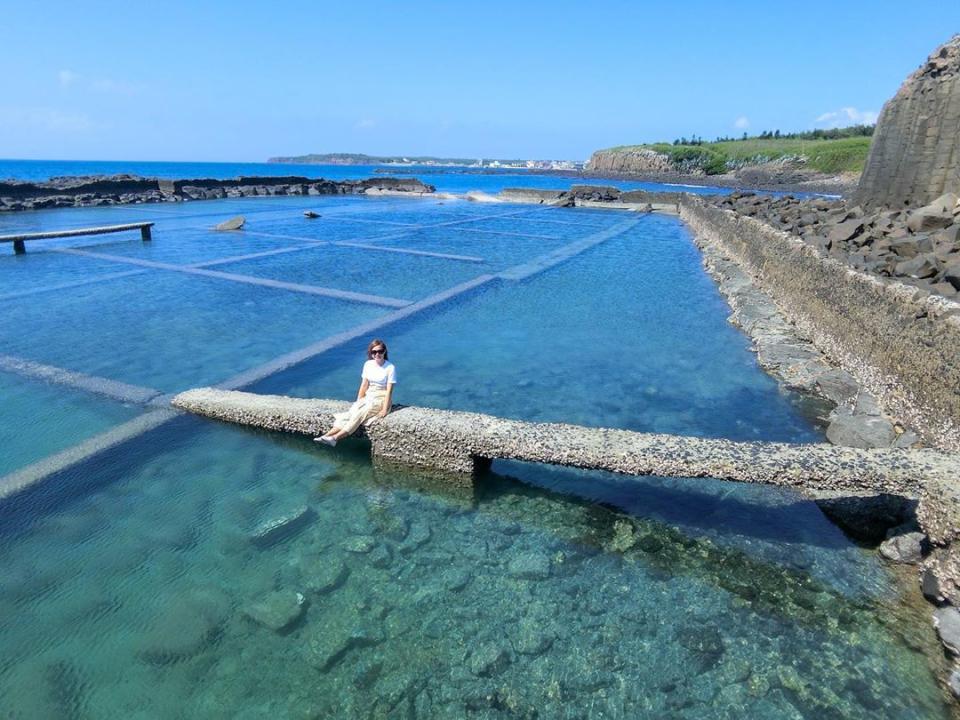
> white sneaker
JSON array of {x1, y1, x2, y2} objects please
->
[{"x1": 314, "y1": 436, "x2": 337, "y2": 447}]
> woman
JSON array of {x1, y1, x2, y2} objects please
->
[{"x1": 315, "y1": 339, "x2": 396, "y2": 447}]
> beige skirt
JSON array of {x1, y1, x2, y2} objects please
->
[{"x1": 332, "y1": 388, "x2": 388, "y2": 435}]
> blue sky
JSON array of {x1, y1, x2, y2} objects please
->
[{"x1": 1, "y1": 0, "x2": 957, "y2": 162}]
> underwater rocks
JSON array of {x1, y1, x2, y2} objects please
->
[
  {"x1": 305, "y1": 615, "x2": 385, "y2": 672},
  {"x1": 243, "y1": 590, "x2": 306, "y2": 632},
  {"x1": 302, "y1": 556, "x2": 349, "y2": 595},
  {"x1": 0, "y1": 174, "x2": 436, "y2": 211},
  {"x1": 249, "y1": 505, "x2": 315, "y2": 548},
  {"x1": 507, "y1": 552, "x2": 552, "y2": 580},
  {"x1": 138, "y1": 587, "x2": 231, "y2": 664}
]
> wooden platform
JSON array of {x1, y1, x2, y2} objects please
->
[{"x1": 0, "y1": 222, "x2": 154, "y2": 254}]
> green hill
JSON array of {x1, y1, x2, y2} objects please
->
[{"x1": 603, "y1": 127, "x2": 874, "y2": 175}]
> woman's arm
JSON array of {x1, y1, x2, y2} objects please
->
[
  {"x1": 378, "y1": 383, "x2": 394, "y2": 417},
  {"x1": 356, "y1": 378, "x2": 370, "y2": 401}
]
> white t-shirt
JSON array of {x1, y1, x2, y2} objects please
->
[{"x1": 362, "y1": 360, "x2": 397, "y2": 390}]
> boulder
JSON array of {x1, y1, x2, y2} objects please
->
[
  {"x1": 944, "y1": 263, "x2": 960, "y2": 291},
  {"x1": 827, "y1": 219, "x2": 864, "y2": 245},
  {"x1": 935, "y1": 606, "x2": 960, "y2": 655},
  {"x1": 243, "y1": 590, "x2": 306, "y2": 632},
  {"x1": 814, "y1": 369, "x2": 859, "y2": 405},
  {"x1": 215, "y1": 216, "x2": 246, "y2": 231},
  {"x1": 826, "y1": 414, "x2": 896, "y2": 448},
  {"x1": 907, "y1": 193, "x2": 959, "y2": 233},
  {"x1": 878, "y1": 532, "x2": 925, "y2": 564},
  {"x1": 249, "y1": 506, "x2": 315, "y2": 548},
  {"x1": 894, "y1": 253, "x2": 940, "y2": 279},
  {"x1": 303, "y1": 557, "x2": 349, "y2": 595}
]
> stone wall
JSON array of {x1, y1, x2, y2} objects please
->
[
  {"x1": 856, "y1": 35, "x2": 960, "y2": 209},
  {"x1": 680, "y1": 195, "x2": 960, "y2": 452}
]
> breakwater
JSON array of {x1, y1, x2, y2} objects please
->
[
  {"x1": 0, "y1": 175, "x2": 435, "y2": 211},
  {"x1": 171, "y1": 388, "x2": 959, "y2": 495},
  {"x1": 680, "y1": 195, "x2": 960, "y2": 454}
]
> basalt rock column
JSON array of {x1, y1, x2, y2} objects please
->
[{"x1": 856, "y1": 35, "x2": 960, "y2": 209}]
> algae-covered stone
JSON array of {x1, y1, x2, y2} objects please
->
[
  {"x1": 469, "y1": 644, "x2": 511, "y2": 676},
  {"x1": 249, "y1": 506, "x2": 315, "y2": 548},
  {"x1": 303, "y1": 556, "x2": 348, "y2": 595},
  {"x1": 507, "y1": 552, "x2": 551, "y2": 580},
  {"x1": 343, "y1": 535, "x2": 376, "y2": 553},
  {"x1": 243, "y1": 590, "x2": 305, "y2": 632}
]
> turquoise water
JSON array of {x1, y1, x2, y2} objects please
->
[{"x1": 0, "y1": 194, "x2": 949, "y2": 717}]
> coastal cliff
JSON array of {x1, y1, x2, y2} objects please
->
[
  {"x1": 856, "y1": 35, "x2": 960, "y2": 209},
  {"x1": 586, "y1": 134, "x2": 871, "y2": 195}
]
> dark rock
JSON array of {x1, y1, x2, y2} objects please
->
[
  {"x1": 827, "y1": 219, "x2": 864, "y2": 245},
  {"x1": 249, "y1": 506, "x2": 315, "y2": 547},
  {"x1": 813, "y1": 493, "x2": 915, "y2": 543},
  {"x1": 894, "y1": 253, "x2": 940, "y2": 279},
  {"x1": 814, "y1": 369, "x2": 859, "y2": 405}
]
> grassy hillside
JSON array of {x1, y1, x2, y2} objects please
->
[{"x1": 605, "y1": 134, "x2": 872, "y2": 175}]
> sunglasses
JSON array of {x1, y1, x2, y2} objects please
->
[{"x1": 370, "y1": 348, "x2": 385, "y2": 355}]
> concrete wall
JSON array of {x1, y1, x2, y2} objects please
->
[{"x1": 680, "y1": 196, "x2": 960, "y2": 451}]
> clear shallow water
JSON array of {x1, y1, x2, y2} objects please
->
[
  {"x1": 0, "y1": 423, "x2": 945, "y2": 719},
  {"x1": 0, "y1": 372, "x2": 140, "y2": 476},
  {"x1": 0, "y1": 194, "x2": 950, "y2": 717}
]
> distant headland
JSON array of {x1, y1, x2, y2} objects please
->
[{"x1": 267, "y1": 152, "x2": 582, "y2": 171}]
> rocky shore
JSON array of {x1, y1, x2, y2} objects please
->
[
  {"x1": 0, "y1": 174, "x2": 435, "y2": 212},
  {"x1": 712, "y1": 191, "x2": 960, "y2": 300},
  {"x1": 583, "y1": 160, "x2": 857, "y2": 197}
]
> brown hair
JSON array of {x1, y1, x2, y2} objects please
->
[{"x1": 367, "y1": 338, "x2": 388, "y2": 360}]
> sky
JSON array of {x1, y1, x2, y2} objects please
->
[{"x1": 1, "y1": 0, "x2": 958, "y2": 162}]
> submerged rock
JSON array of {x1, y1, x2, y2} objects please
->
[
  {"x1": 249, "y1": 506, "x2": 315, "y2": 548},
  {"x1": 469, "y1": 644, "x2": 511, "y2": 676},
  {"x1": 306, "y1": 618, "x2": 384, "y2": 671},
  {"x1": 214, "y1": 215, "x2": 245, "y2": 231},
  {"x1": 303, "y1": 556, "x2": 349, "y2": 595},
  {"x1": 243, "y1": 590, "x2": 306, "y2": 632},
  {"x1": 138, "y1": 587, "x2": 231, "y2": 664},
  {"x1": 507, "y1": 552, "x2": 552, "y2": 580},
  {"x1": 343, "y1": 535, "x2": 377, "y2": 553}
]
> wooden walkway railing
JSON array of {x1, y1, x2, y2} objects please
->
[{"x1": 0, "y1": 222, "x2": 154, "y2": 254}]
